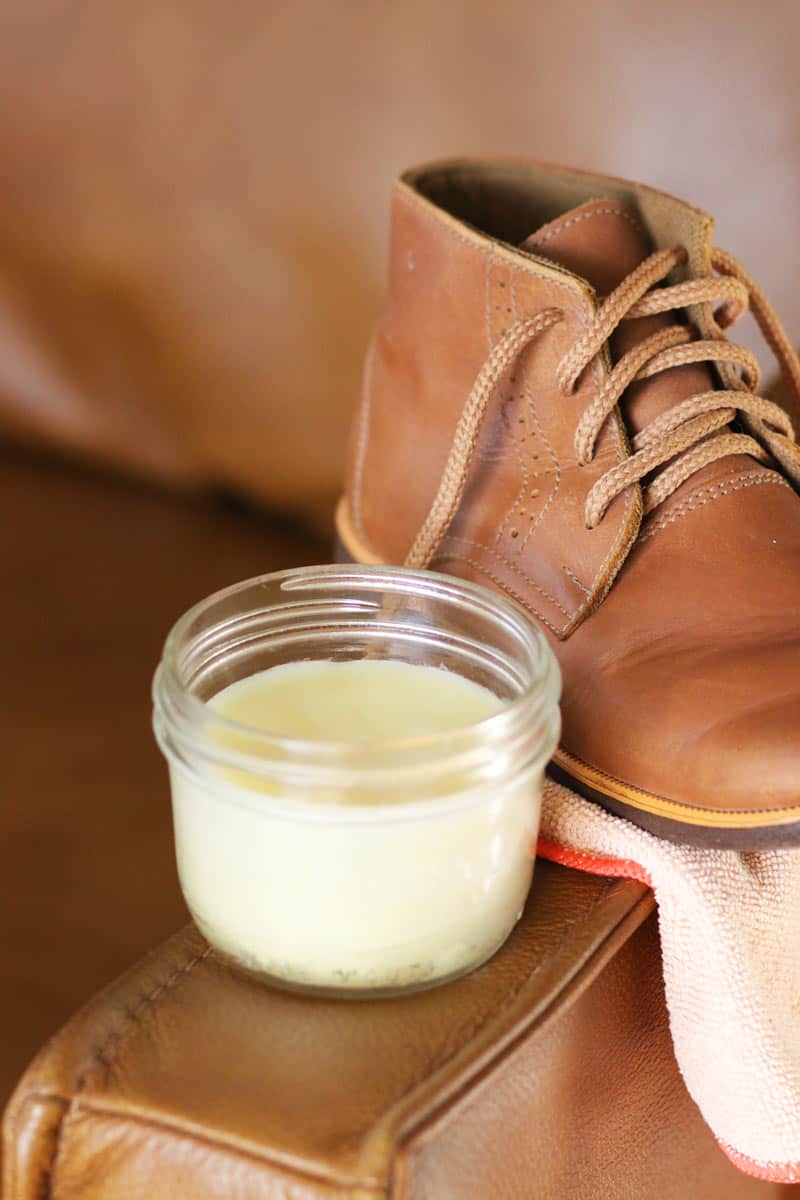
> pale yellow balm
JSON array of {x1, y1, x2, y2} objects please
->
[
  {"x1": 168, "y1": 659, "x2": 538, "y2": 992},
  {"x1": 213, "y1": 658, "x2": 505, "y2": 745}
]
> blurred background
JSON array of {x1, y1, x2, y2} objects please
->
[{"x1": 2, "y1": 0, "x2": 800, "y2": 1110}]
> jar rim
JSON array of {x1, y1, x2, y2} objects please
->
[{"x1": 153, "y1": 564, "x2": 561, "y2": 792}]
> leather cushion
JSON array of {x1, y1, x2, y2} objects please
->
[{"x1": 4, "y1": 871, "x2": 786, "y2": 1198}]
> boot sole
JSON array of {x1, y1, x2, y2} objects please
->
[{"x1": 334, "y1": 498, "x2": 800, "y2": 850}]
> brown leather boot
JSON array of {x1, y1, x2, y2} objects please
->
[{"x1": 336, "y1": 159, "x2": 800, "y2": 848}]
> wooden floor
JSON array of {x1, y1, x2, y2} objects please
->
[{"x1": 0, "y1": 450, "x2": 327, "y2": 1109}]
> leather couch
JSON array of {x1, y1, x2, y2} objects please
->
[
  {"x1": 4, "y1": 460, "x2": 796, "y2": 1200},
  {"x1": 1, "y1": 456, "x2": 794, "y2": 1199},
  {"x1": 2, "y1": 1, "x2": 800, "y2": 1193},
  {"x1": 6, "y1": 868, "x2": 779, "y2": 1200}
]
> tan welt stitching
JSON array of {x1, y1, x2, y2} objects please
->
[
  {"x1": 557, "y1": 744, "x2": 800, "y2": 818},
  {"x1": 562, "y1": 565, "x2": 591, "y2": 596},
  {"x1": 351, "y1": 337, "x2": 377, "y2": 543},
  {"x1": 639, "y1": 472, "x2": 790, "y2": 543},
  {"x1": 395, "y1": 187, "x2": 584, "y2": 298},
  {"x1": 527, "y1": 204, "x2": 645, "y2": 248},
  {"x1": 441, "y1": 533, "x2": 573, "y2": 618},
  {"x1": 431, "y1": 549, "x2": 566, "y2": 637}
]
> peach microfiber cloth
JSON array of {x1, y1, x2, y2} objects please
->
[{"x1": 537, "y1": 777, "x2": 800, "y2": 1184}]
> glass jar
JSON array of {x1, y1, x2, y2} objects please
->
[{"x1": 152, "y1": 564, "x2": 560, "y2": 996}]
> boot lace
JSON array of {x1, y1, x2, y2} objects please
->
[{"x1": 405, "y1": 247, "x2": 800, "y2": 570}]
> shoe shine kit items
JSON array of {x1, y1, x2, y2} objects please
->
[{"x1": 154, "y1": 160, "x2": 800, "y2": 995}]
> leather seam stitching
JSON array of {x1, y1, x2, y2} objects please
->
[
  {"x1": 431, "y1": 548, "x2": 566, "y2": 637},
  {"x1": 69, "y1": 944, "x2": 213, "y2": 1102},
  {"x1": 562, "y1": 565, "x2": 591, "y2": 596},
  {"x1": 85, "y1": 945, "x2": 214, "y2": 1091},
  {"x1": 50, "y1": 943, "x2": 211, "y2": 1197},
  {"x1": 396, "y1": 187, "x2": 582, "y2": 298},
  {"x1": 352, "y1": 336, "x2": 377, "y2": 544},
  {"x1": 527, "y1": 205, "x2": 645, "y2": 248},
  {"x1": 558, "y1": 746, "x2": 800, "y2": 817},
  {"x1": 639, "y1": 472, "x2": 790, "y2": 543},
  {"x1": 438, "y1": 533, "x2": 573, "y2": 619},
  {"x1": 654, "y1": 467, "x2": 781, "y2": 508},
  {"x1": 398, "y1": 185, "x2": 488, "y2": 255}
]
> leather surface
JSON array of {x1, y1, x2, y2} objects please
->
[
  {"x1": 5, "y1": 451, "x2": 785, "y2": 1198},
  {"x1": 8, "y1": 868, "x2": 782, "y2": 1200},
  {"x1": 341, "y1": 161, "x2": 800, "y2": 841},
  {"x1": 400, "y1": 915, "x2": 781, "y2": 1200},
  {"x1": 0, "y1": 1, "x2": 799, "y2": 522}
]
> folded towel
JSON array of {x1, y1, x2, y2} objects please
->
[{"x1": 537, "y1": 778, "x2": 800, "y2": 1184}]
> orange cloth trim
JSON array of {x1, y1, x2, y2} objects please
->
[
  {"x1": 535, "y1": 836, "x2": 653, "y2": 888},
  {"x1": 720, "y1": 1141, "x2": 800, "y2": 1185}
]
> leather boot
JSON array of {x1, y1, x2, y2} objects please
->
[{"x1": 336, "y1": 159, "x2": 800, "y2": 848}]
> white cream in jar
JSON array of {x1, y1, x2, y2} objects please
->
[{"x1": 154, "y1": 566, "x2": 561, "y2": 995}]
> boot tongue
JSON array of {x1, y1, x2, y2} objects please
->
[
  {"x1": 521, "y1": 198, "x2": 713, "y2": 437},
  {"x1": 522, "y1": 198, "x2": 651, "y2": 294}
]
